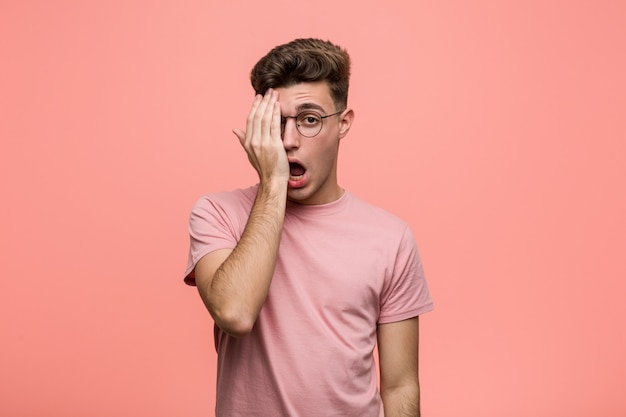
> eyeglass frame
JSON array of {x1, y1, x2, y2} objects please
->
[{"x1": 280, "y1": 109, "x2": 345, "y2": 138}]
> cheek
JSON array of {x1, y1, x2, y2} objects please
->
[
  {"x1": 312, "y1": 143, "x2": 335, "y2": 159},
  {"x1": 304, "y1": 139, "x2": 340, "y2": 171},
  {"x1": 317, "y1": 147, "x2": 339, "y2": 170}
]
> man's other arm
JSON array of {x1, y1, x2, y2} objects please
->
[{"x1": 378, "y1": 316, "x2": 421, "y2": 417}]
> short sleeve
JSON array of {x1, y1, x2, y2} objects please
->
[
  {"x1": 183, "y1": 195, "x2": 241, "y2": 286},
  {"x1": 378, "y1": 226, "x2": 433, "y2": 323}
]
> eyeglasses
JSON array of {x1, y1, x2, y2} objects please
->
[{"x1": 280, "y1": 109, "x2": 344, "y2": 138}]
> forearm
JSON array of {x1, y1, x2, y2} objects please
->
[
  {"x1": 381, "y1": 383, "x2": 420, "y2": 417},
  {"x1": 202, "y1": 180, "x2": 287, "y2": 336}
]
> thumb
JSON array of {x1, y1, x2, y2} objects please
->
[{"x1": 232, "y1": 128, "x2": 246, "y2": 146}]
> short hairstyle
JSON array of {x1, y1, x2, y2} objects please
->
[{"x1": 250, "y1": 38, "x2": 351, "y2": 110}]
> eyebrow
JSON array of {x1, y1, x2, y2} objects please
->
[{"x1": 295, "y1": 103, "x2": 328, "y2": 114}]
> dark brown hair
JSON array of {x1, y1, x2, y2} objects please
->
[{"x1": 250, "y1": 38, "x2": 351, "y2": 110}]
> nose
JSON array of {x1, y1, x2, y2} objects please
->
[{"x1": 282, "y1": 117, "x2": 300, "y2": 150}]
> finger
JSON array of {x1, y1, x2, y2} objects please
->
[
  {"x1": 246, "y1": 94, "x2": 264, "y2": 145},
  {"x1": 260, "y1": 90, "x2": 277, "y2": 142},
  {"x1": 271, "y1": 101, "x2": 281, "y2": 141},
  {"x1": 248, "y1": 94, "x2": 263, "y2": 120}
]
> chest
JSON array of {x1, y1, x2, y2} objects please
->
[{"x1": 268, "y1": 217, "x2": 397, "y2": 327}]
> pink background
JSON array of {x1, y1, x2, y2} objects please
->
[{"x1": 2, "y1": 1, "x2": 625, "y2": 416}]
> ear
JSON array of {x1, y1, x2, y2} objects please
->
[{"x1": 338, "y1": 109, "x2": 354, "y2": 139}]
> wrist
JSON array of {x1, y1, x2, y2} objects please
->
[{"x1": 258, "y1": 177, "x2": 288, "y2": 199}]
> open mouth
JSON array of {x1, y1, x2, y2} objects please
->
[{"x1": 289, "y1": 162, "x2": 306, "y2": 181}]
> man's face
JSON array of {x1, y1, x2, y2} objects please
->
[{"x1": 275, "y1": 81, "x2": 353, "y2": 205}]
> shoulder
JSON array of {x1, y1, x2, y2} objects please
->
[
  {"x1": 344, "y1": 191, "x2": 411, "y2": 234},
  {"x1": 191, "y1": 185, "x2": 258, "y2": 215},
  {"x1": 188, "y1": 185, "x2": 258, "y2": 232}
]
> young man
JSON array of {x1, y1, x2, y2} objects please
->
[{"x1": 184, "y1": 38, "x2": 433, "y2": 416}]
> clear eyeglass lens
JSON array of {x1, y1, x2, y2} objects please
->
[{"x1": 296, "y1": 112, "x2": 323, "y2": 137}]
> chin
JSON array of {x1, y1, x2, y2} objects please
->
[{"x1": 287, "y1": 187, "x2": 315, "y2": 204}]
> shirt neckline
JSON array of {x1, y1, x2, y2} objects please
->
[{"x1": 285, "y1": 189, "x2": 350, "y2": 216}]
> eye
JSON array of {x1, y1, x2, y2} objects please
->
[{"x1": 297, "y1": 112, "x2": 322, "y2": 127}]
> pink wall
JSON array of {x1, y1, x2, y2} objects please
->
[{"x1": 1, "y1": 1, "x2": 625, "y2": 416}]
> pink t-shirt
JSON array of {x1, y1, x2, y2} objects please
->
[{"x1": 185, "y1": 185, "x2": 433, "y2": 416}]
